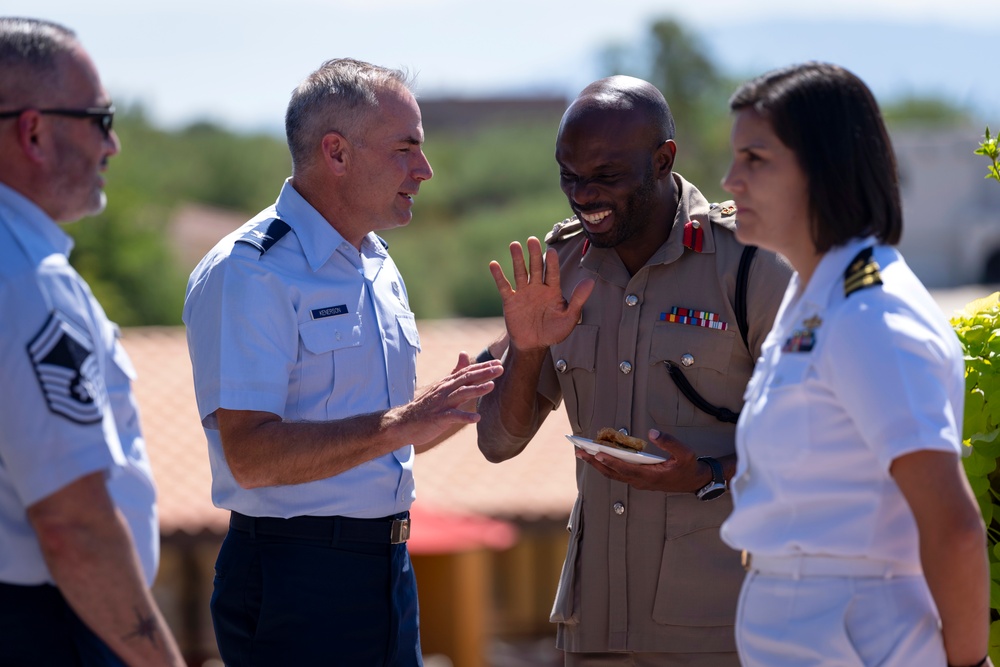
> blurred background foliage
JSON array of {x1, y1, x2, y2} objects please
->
[{"x1": 66, "y1": 17, "x2": 975, "y2": 325}]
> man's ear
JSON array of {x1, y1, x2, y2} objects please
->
[
  {"x1": 16, "y1": 111, "x2": 46, "y2": 164},
  {"x1": 654, "y1": 139, "x2": 677, "y2": 179},
  {"x1": 320, "y1": 131, "x2": 351, "y2": 176}
]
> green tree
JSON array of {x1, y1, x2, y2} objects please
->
[
  {"x1": 882, "y1": 95, "x2": 973, "y2": 127},
  {"x1": 598, "y1": 18, "x2": 739, "y2": 204},
  {"x1": 65, "y1": 106, "x2": 291, "y2": 325}
]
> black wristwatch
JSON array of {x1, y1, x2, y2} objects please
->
[{"x1": 696, "y1": 456, "x2": 727, "y2": 501}]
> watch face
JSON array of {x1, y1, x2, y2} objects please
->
[{"x1": 697, "y1": 483, "x2": 727, "y2": 501}]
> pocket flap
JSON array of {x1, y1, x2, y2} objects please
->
[
  {"x1": 651, "y1": 322, "x2": 735, "y2": 375},
  {"x1": 397, "y1": 312, "x2": 421, "y2": 351},
  {"x1": 550, "y1": 324, "x2": 598, "y2": 372},
  {"x1": 298, "y1": 315, "x2": 362, "y2": 354}
]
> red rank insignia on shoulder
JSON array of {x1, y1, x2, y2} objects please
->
[{"x1": 683, "y1": 220, "x2": 704, "y2": 252}]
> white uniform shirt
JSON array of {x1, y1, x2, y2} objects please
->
[
  {"x1": 721, "y1": 237, "x2": 964, "y2": 567},
  {"x1": 183, "y1": 180, "x2": 420, "y2": 519},
  {"x1": 0, "y1": 183, "x2": 159, "y2": 586}
]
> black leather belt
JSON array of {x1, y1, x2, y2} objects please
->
[{"x1": 230, "y1": 511, "x2": 410, "y2": 544}]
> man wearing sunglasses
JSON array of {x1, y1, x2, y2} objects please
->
[{"x1": 0, "y1": 17, "x2": 183, "y2": 666}]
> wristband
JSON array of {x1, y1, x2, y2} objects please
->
[
  {"x1": 475, "y1": 347, "x2": 495, "y2": 364},
  {"x1": 949, "y1": 656, "x2": 988, "y2": 667}
]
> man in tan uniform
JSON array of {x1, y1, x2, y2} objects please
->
[{"x1": 477, "y1": 76, "x2": 791, "y2": 665}]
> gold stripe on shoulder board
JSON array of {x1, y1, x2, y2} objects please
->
[{"x1": 843, "y1": 247, "x2": 882, "y2": 297}]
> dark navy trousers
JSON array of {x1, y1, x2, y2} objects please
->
[
  {"x1": 0, "y1": 581, "x2": 126, "y2": 666},
  {"x1": 211, "y1": 513, "x2": 422, "y2": 666}
]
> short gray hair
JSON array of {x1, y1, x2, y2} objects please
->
[
  {"x1": 0, "y1": 17, "x2": 78, "y2": 107},
  {"x1": 285, "y1": 58, "x2": 412, "y2": 171}
]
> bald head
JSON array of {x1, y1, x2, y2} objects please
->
[{"x1": 560, "y1": 75, "x2": 675, "y2": 143}]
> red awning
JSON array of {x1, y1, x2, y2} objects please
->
[{"x1": 407, "y1": 503, "x2": 518, "y2": 555}]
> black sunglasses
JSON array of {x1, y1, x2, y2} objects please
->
[{"x1": 0, "y1": 106, "x2": 115, "y2": 137}]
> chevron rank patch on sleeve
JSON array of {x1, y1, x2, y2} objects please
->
[
  {"x1": 844, "y1": 247, "x2": 883, "y2": 297},
  {"x1": 27, "y1": 312, "x2": 105, "y2": 424}
]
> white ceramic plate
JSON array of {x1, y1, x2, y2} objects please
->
[{"x1": 566, "y1": 435, "x2": 667, "y2": 465}]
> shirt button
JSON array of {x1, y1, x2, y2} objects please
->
[
  {"x1": 613, "y1": 502, "x2": 625, "y2": 515},
  {"x1": 555, "y1": 359, "x2": 568, "y2": 373},
  {"x1": 625, "y1": 294, "x2": 639, "y2": 307},
  {"x1": 619, "y1": 361, "x2": 632, "y2": 374},
  {"x1": 680, "y1": 353, "x2": 695, "y2": 367},
  {"x1": 617, "y1": 427, "x2": 629, "y2": 436}
]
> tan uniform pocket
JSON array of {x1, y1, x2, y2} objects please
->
[
  {"x1": 648, "y1": 322, "x2": 737, "y2": 426},
  {"x1": 550, "y1": 325, "x2": 598, "y2": 435},
  {"x1": 651, "y1": 493, "x2": 742, "y2": 627},
  {"x1": 549, "y1": 495, "x2": 585, "y2": 625}
]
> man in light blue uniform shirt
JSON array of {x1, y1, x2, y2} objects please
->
[
  {"x1": 183, "y1": 58, "x2": 502, "y2": 666},
  {"x1": 0, "y1": 17, "x2": 183, "y2": 667}
]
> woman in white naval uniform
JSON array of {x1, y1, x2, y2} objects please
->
[{"x1": 718, "y1": 62, "x2": 992, "y2": 667}]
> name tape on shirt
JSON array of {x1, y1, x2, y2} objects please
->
[{"x1": 311, "y1": 305, "x2": 349, "y2": 320}]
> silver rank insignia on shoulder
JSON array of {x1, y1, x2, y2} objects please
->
[{"x1": 782, "y1": 314, "x2": 821, "y2": 353}]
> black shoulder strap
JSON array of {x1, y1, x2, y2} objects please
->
[
  {"x1": 735, "y1": 245, "x2": 757, "y2": 350},
  {"x1": 235, "y1": 218, "x2": 291, "y2": 255},
  {"x1": 665, "y1": 244, "x2": 757, "y2": 424}
]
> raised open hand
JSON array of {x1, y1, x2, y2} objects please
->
[{"x1": 489, "y1": 236, "x2": 594, "y2": 352}]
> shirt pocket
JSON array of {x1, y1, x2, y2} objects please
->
[
  {"x1": 742, "y1": 352, "x2": 813, "y2": 468},
  {"x1": 295, "y1": 314, "x2": 364, "y2": 418},
  {"x1": 652, "y1": 493, "x2": 743, "y2": 627},
  {"x1": 549, "y1": 325, "x2": 598, "y2": 435},
  {"x1": 648, "y1": 322, "x2": 737, "y2": 426},
  {"x1": 395, "y1": 312, "x2": 420, "y2": 400}
]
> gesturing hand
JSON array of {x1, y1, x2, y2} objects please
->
[
  {"x1": 390, "y1": 359, "x2": 503, "y2": 450},
  {"x1": 489, "y1": 236, "x2": 594, "y2": 352}
]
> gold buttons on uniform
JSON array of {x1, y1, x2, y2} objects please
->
[
  {"x1": 680, "y1": 353, "x2": 694, "y2": 367},
  {"x1": 555, "y1": 359, "x2": 568, "y2": 373},
  {"x1": 619, "y1": 361, "x2": 632, "y2": 374},
  {"x1": 625, "y1": 294, "x2": 639, "y2": 307},
  {"x1": 613, "y1": 502, "x2": 625, "y2": 515}
]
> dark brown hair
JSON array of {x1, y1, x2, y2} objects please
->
[{"x1": 729, "y1": 62, "x2": 902, "y2": 250}]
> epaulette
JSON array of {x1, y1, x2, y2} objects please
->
[
  {"x1": 708, "y1": 201, "x2": 738, "y2": 228},
  {"x1": 235, "y1": 218, "x2": 291, "y2": 255},
  {"x1": 844, "y1": 247, "x2": 882, "y2": 297},
  {"x1": 544, "y1": 216, "x2": 584, "y2": 245}
]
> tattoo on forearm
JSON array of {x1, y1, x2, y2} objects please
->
[{"x1": 122, "y1": 607, "x2": 159, "y2": 647}]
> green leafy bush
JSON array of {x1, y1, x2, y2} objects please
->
[
  {"x1": 951, "y1": 292, "x2": 1000, "y2": 660},
  {"x1": 977, "y1": 127, "x2": 1000, "y2": 184}
]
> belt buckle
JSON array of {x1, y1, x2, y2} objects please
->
[
  {"x1": 390, "y1": 518, "x2": 410, "y2": 544},
  {"x1": 741, "y1": 550, "x2": 752, "y2": 572}
]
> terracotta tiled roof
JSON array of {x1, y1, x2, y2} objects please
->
[{"x1": 122, "y1": 318, "x2": 577, "y2": 539}]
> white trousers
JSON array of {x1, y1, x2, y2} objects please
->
[{"x1": 735, "y1": 569, "x2": 945, "y2": 666}]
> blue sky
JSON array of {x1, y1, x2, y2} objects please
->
[{"x1": 8, "y1": 0, "x2": 996, "y2": 132}]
